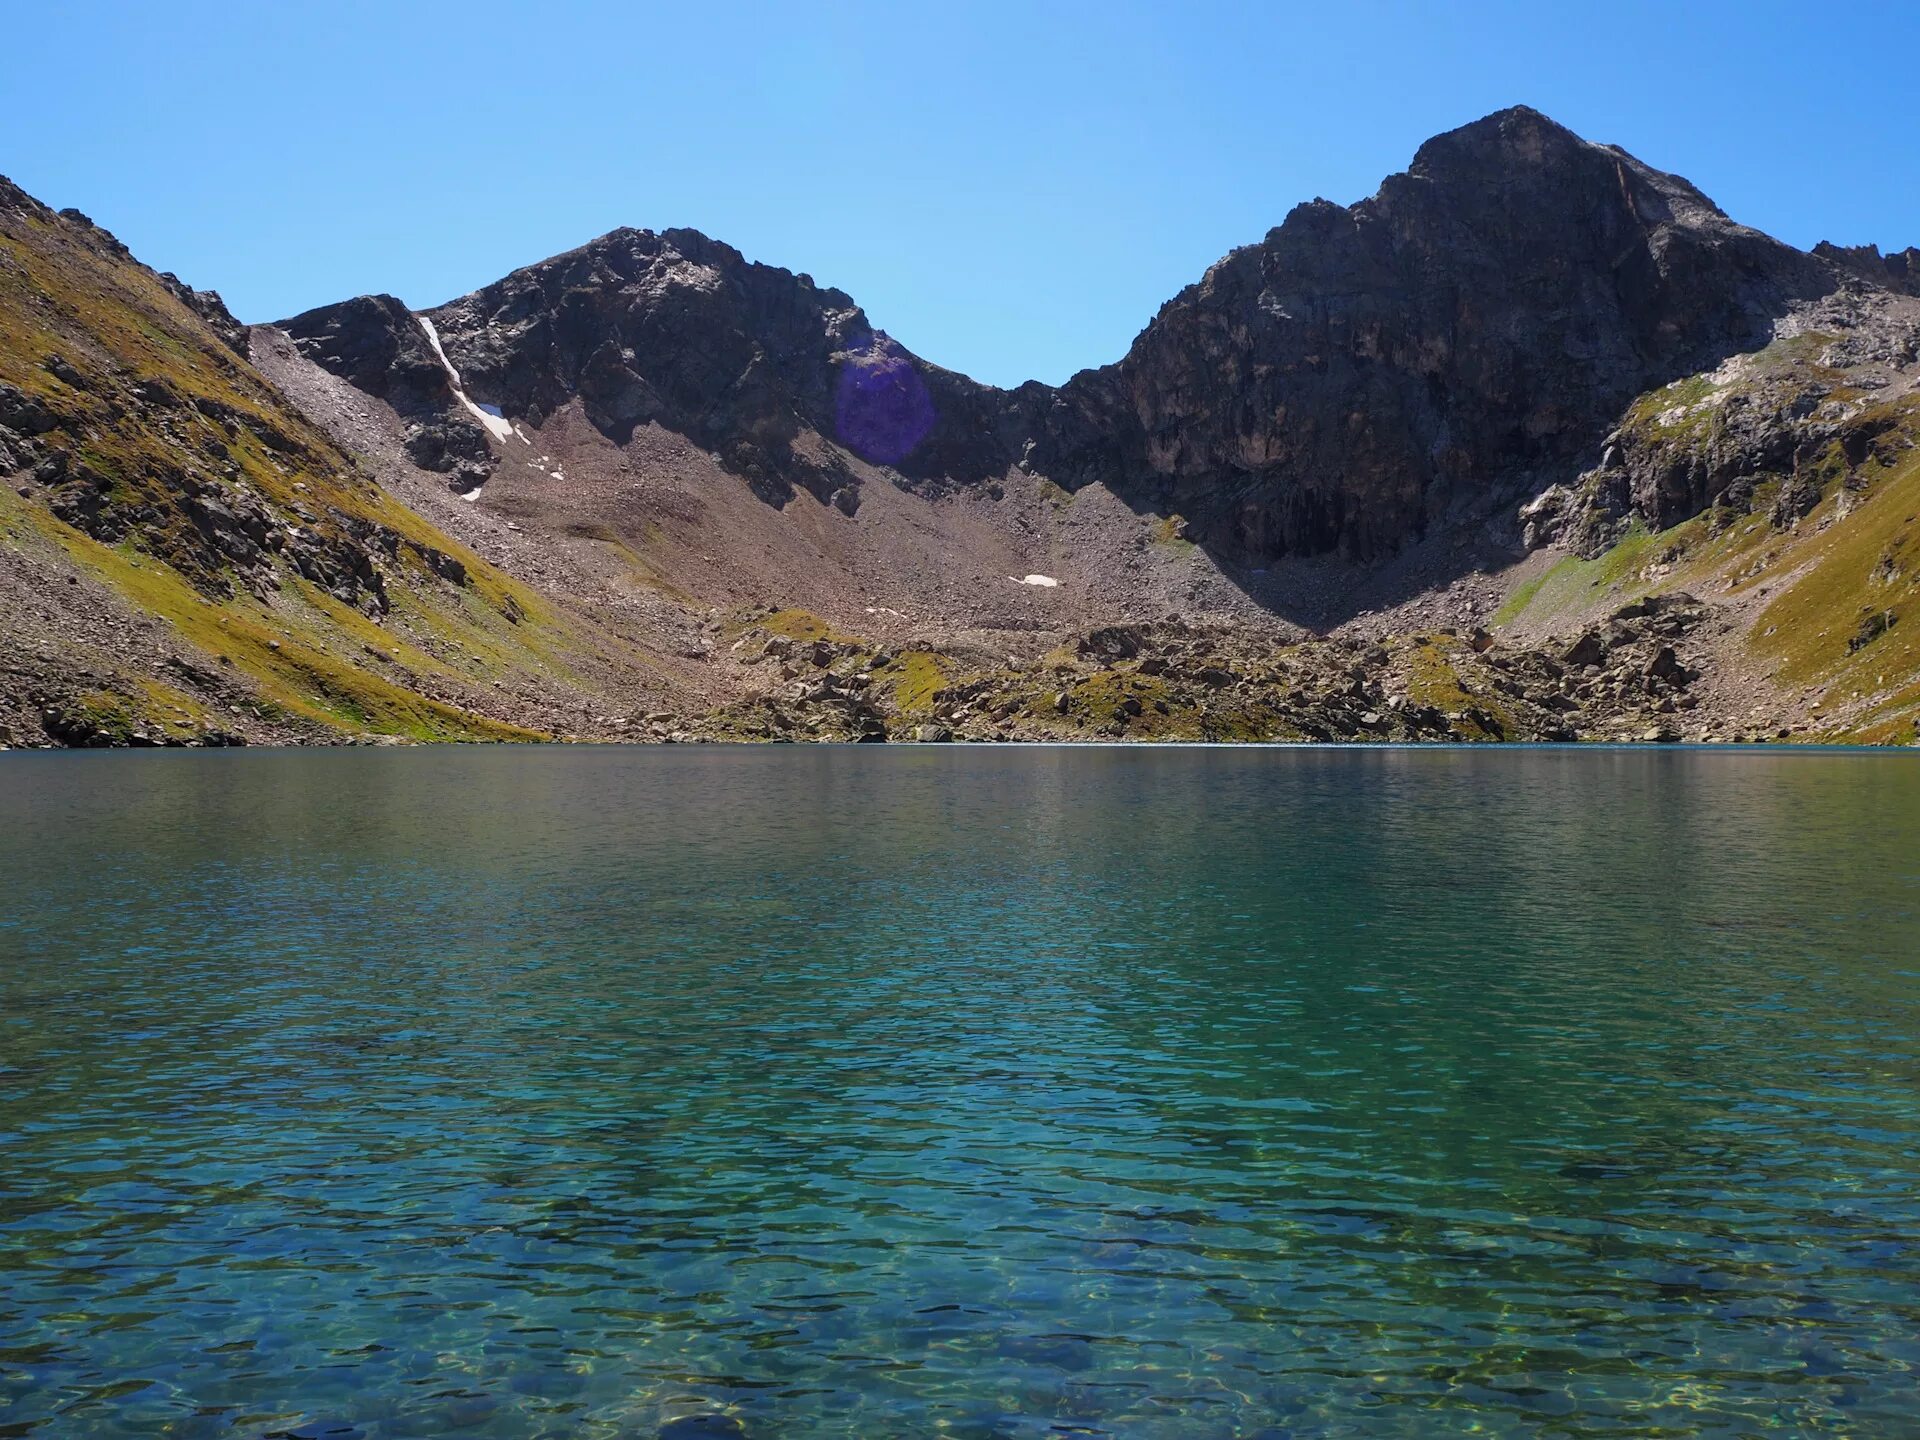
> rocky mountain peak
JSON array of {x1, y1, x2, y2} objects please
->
[
  {"x1": 370, "y1": 222, "x2": 1018, "y2": 507},
  {"x1": 272, "y1": 108, "x2": 1896, "y2": 570},
  {"x1": 1406, "y1": 103, "x2": 1586, "y2": 175},
  {"x1": 282, "y1": 293, "x2": 449, "y2": 407},
  {"x1": 1052, "y1": 106, "x2": 1847, "y2": 562},
  {"x1": 278, "y1": 292, "x2": 491, "y2": 488},
  {"x1": 1404, "y1": 105, "x2": 1734, "y2": 230}
]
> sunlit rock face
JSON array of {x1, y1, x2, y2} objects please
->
[{"x1": 1815, "y1": 241, "x2": 1920, "y2": 298}]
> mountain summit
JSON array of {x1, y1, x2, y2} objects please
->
[
  {"x1": 1039, "y1": 105, "x2": 1842, "y2": 559},
  {"x1": 285, "y1": 107, "x2": 1854, "y2": 566},
  {"x1": 6, "y1": 109, "x2": 1920, "y2": 748}
]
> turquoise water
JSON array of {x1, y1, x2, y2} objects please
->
[{"x1": 2, "y1": 746, "x2": 1920, "y2": 1438}]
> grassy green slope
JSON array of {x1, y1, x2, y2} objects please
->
[
  {"x1": 0, "y1": 184, "x2": 599, "y2": 742},
  {"x1": 1496, "y1": 385, "x2": 1920, "y2": 743}
]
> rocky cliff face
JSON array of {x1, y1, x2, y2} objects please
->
[
  {"x1": 284, "y1": 108, "x2": 1878, "y2": 572},
  {"x1": 1043, "y1": 107, "x2": 1844, "y2": 561},
  {"x1": 1815, "y1": 242, "x2": 1920, "y2": 297},
  {"x1": 285, "y1": 229, "x2": 1023, "y2": 512},
  {"x1": 1518, "y1": 283, "x2": 1920, "y2": 557}
]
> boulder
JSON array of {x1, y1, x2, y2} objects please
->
[
  {"x1": 1562, "y1": 631, "x2": 1607, "y2": 668},
  {"x1": 1078, "y1": 625, "x2": 1143, "y2": 660}
]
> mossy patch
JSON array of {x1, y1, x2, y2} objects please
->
[
  {"x1": 594, "y1": 529, "x2": 700, "y2": 607},
  {"x1": 1753, "y1": 448, "x2": 1920, "y2": 694},
  {"x1": 46, "y1": 678, "x2": 219, "y2": 745},
  {"x1": 1052, "y1": 670, "x2": 1194, "y2": 739},
  {"x1": 751, "y1": 608, "x2": 862, "y2": 646},
  {"x1": 877, "y1": 650, "x2": 949, "y2": 714},
  {"x1": 1624, "y1": 373, "x2": 1723, "y2": 440},
  {"x1": 1497, "y1": 521, "x2": 1690, "y2": 630},
  {"x1": 1152, "y1": 514, "x2": 1196, "y2": 552},
  {"x1": 1491, "y1": 569, "x2": 1549, "y2": 627},
  {"x1": 1403, "y1": 638, "x2": 1513, "y2": 740},
  {"x1": 1035, "y1": 477, "x2": 1073, "y2": 510}
]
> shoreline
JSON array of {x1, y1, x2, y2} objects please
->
[{"x1": 8, "y1": 736, "x2": 1918, "y2": 756}]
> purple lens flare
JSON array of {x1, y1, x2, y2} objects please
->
[{"x1": 835, "y1": 333, "x2": 935, "y2": 465}]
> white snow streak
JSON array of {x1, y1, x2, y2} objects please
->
[
  {"x1": 1011, "y1": 573, "x2": 1060, "y2": 587},
  {"x1": 415, "y1": 314, "x2": 520, "y2": 444}
]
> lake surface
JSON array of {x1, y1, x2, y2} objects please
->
[{"x1": 2, "y1": 746, "x2": 1919, "y2": 1438}]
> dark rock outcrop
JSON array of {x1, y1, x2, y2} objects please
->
[
  {"x1": 159, "y1": 274, "x2": 250, "y2": 356},
  {"x1": 279, "y1": 293, "x2": 494, "y2": 488},
  {"x1": 415, "y1": 227, "x2": 1018, "y2": 505},
  {"x1": 1814, "y1": 241, "x2": 1920, "y2": 297},
  {"x1": 1043, "y1": 107, "x2": 1841, "y2": 562}
]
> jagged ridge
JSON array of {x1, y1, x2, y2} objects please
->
[
  {"x1": 284, "y1": 106, "x2": 1873, "y2": 569},
  {"x1": 8, "y1": 106, "x2": 1920, "y2": 749}
]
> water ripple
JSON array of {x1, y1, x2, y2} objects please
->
[{"x1": 1, "y1": 746, "x2": 1918, "y2": 1437}]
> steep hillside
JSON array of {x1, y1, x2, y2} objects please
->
[
  {"x1": 0, "y1": 179, "x2": 684, "y2": 746},
  {"x1": 281, "y1": 108, "x2": 1882, "y2": 628},
  {"x1": 269, "y1": 238, "x2": 1270, "y2": 645},
  {"x1": 1498, "y1": 282, "x2": 1920, "y2": 743},
  {"x1": 5, "y1": 105, "x2": 1920, "y2": 748}
]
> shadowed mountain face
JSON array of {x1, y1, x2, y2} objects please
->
[
  {"x1": 1059, "y1": 107, "x2": 1840, "y2": 561},
  {"x1": 283, "y1": 107, "x2": 1848, "y2": 564}
]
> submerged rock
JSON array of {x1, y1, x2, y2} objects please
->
[{"x1": 658, "y1": 1416, "x2": 748, "y2": 1439}]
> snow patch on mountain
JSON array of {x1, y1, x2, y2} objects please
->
[{"x1": 415, "y1": 314, "x2": 520, "y2": 445}]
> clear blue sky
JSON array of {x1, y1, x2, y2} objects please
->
[{"x1": 6, "y1": 1, "x2": 1917, "y2": 388}]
